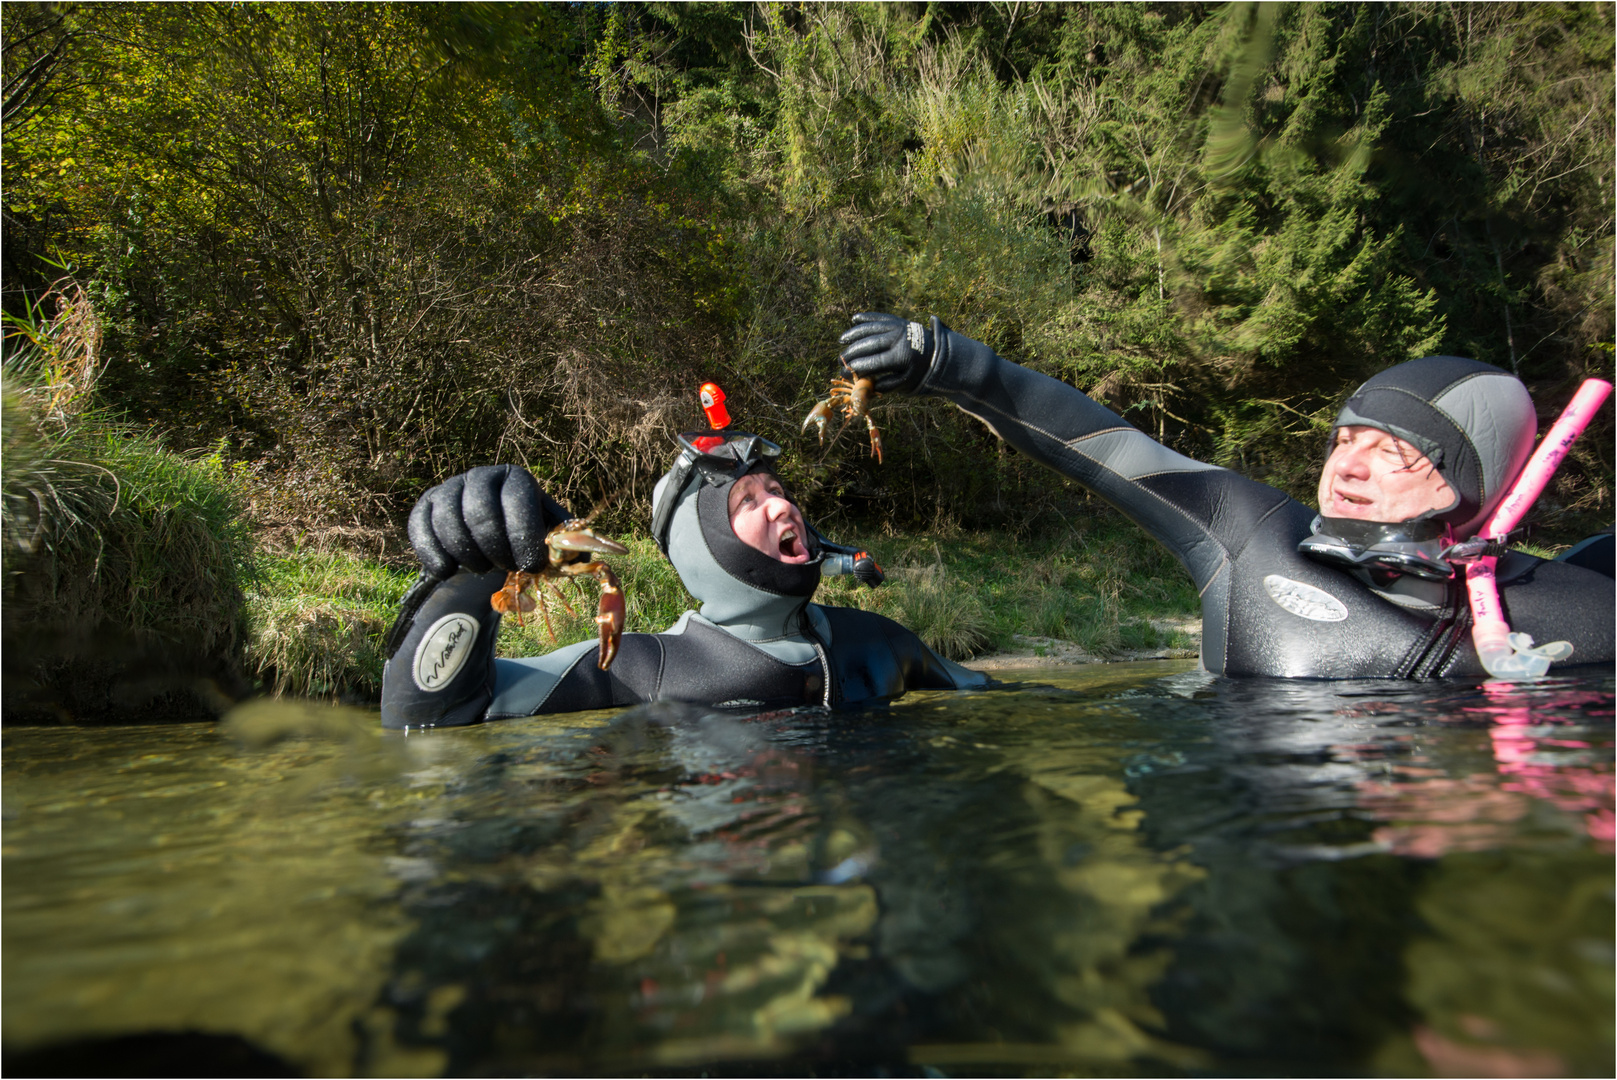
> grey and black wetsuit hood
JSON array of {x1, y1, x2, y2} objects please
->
[
  {"x1": 1299, "y1": 356, "x2": 1538, "y2": 579},
  {"x1": 650, "y1": 437, "x2": 822, "y2": 641}
]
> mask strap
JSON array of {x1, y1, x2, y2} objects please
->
[{"x1": 650, "y1": 451, "x2": 697, "y2": 555}]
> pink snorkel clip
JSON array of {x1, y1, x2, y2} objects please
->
[{"x1": 1447, "y1": 378, "x2": 1612, "y2": 679}]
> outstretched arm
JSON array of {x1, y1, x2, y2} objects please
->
[{"x1": 839, "y1": 314, "x2": 1295, "y2": 591}]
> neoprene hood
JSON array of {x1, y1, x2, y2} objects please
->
[
  {"x1": 651, "y1": 440, "x2": 822, "y2": 639},
  {"x1": 1331, "y1": 356, "x2": 1537, "y2": 537}
]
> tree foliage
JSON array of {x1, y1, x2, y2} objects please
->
[{"x1": 4, "y1": 1, "x2": 1611, "y2": 540}]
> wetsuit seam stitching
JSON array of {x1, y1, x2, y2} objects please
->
[
  {"x1": 1062, "y1": 426, "x2": 1138, "y2": 444},
  {"x1": 949, "y1": 390, "x2": 1072, "y2": 448},
  {"x1": 1128, "y1": 468, "x2": 1223, "y2": 481},
  {"x1": 1221, "y1": 497, "x2": 1293, "y2": 568}
]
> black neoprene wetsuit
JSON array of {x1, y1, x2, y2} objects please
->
[
  {"x1": 381, "y1": 568, "x2": 985, "y2": 729},
  {"x1": 918, "y1": 325, "x2": 1615, "y2": 678}
]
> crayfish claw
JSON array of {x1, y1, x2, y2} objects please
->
[
  {"x1": 593, "y1": 568, "x2": 625, "y2": 670},
  {"x1": 803, "y1": 399, "x2": 835, "y2": 444},
  {"x1": 488, "y1": 522, "x2": 629, "y2": 670},
  {"x1": 547, "y1": 521, "x2": 629, "y2": 558},
  {"x1": 866, "y1": 416, "x2": 883, "y2": 465}
]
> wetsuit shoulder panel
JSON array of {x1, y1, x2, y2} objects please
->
[
  {"x1": 1556, "y1": 531, "x2": 1615, "y2": 579},
  {"x1": 488, "y1": 634, "x2": 660, "y2": 718},
  {"x1": 817, "y1": 605, "x2": 989, "y2": 703}
]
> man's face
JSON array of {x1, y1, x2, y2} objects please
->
[
  {"x1": 728, "y1": 472, "x2": 811, "y2": 564},
  {"x1": 1317, "y1": 425, "x2": 1456, "y2": 523}
]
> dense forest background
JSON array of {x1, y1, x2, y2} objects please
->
[{"x1": 5, "y1": 1, "x2": 1613, "y2": 544}]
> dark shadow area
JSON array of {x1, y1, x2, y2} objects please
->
[{"x1": 3, "y1": 1031, "x2": 300, "y2": 1077}]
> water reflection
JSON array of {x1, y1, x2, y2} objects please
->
[{"x1": 3, "y1": 662, "x2": 1610, "y2": 1076}]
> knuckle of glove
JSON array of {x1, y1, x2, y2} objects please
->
[
  {"x1": 432, "y1": 492, "x2": 493, "y2": 574},
  {"x1": 408, "y1": 494, "x2": 457, "y2": 579},
  {"x1": 461, "y1": 465, "x2": 518, "y2": 571},
  {"x1": 501, "y1": 468, "x2": 565, "y2": 574}
]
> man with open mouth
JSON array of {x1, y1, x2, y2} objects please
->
[{"x1": 379, "y1": 430, "x2": 987, "y2": 730}]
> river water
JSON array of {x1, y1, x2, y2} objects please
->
[{"x1": 4, "y1": 661, "x2": 1612, "y2": 1076}]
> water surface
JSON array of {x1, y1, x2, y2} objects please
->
[{"x1": 5, "y1": 662, "x2": 1612, "y2": 1076}]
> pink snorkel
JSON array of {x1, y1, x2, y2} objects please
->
[{"x1": 1447, "y1": 378, "x2": 1613, "y2": 679}]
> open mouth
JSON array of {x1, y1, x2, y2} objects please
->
[{"x1": 778, "y1": 528, "x2": 805, "y2": 561}]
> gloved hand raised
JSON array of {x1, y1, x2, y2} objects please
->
[
  {"x1": 838, "y1": 312, "x2": 937, "y2": 393},
  {"x1": 408, "y1": 464, "x2": 571, "y2": 581}
]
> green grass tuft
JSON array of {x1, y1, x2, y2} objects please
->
[
  {"x1": 243, "y1": 549, "x2": 415, "y2": 700},
  {"x1": 813, "y1": 514, "x2": 1200, "y2": 661},
  {"x1": 3, "y1": 382, "x2": 257, "y2": 722}
]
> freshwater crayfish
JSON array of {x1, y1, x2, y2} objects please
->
[
  {"x1": 490, "y1": 519, "x2": 628, "y2": 670},
  {"x1": 802, "y1": 367, "x2": 883, "y2": 464}
]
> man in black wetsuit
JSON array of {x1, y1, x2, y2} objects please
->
[
  {"x1": 837, "y1": 312, "x2": 1614, "y2": 679},
  {"x1": 380, "y1": 433, "x2": 986, "y2": 729}
]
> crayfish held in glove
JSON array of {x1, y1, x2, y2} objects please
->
[
  {"x1": 490, "y1": 520, "x2": 628, "y2": 670},
  {"x1": 803, "y1": 367, "x2": 883, "y2": 464}
]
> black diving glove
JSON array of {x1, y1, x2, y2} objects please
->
[
  {"x1": 385, "y1": 465, "x2": 571, "y2": 657},
  {"x1": 408, "y1": 464, "x2": 571, "y2": 579},
  {"x1": 838, "y1": 312, "x2": 938, "y2": 394}
]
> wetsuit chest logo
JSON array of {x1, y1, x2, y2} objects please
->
[
  {"x1": 412, "y1": 613, "x2": 480, "y2": 691},
  {"x1": 1263, "y1": 574, "x2": 1349, "y2": 623}
]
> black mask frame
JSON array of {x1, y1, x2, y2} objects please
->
[{"x1": 650, "y1": 432, "x2": 782, "y2": 554}]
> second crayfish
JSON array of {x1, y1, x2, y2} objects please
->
[{"x1": 802, "y1": 368, "x2": 883, "y2": 464}]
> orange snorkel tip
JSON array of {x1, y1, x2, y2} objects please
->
[{"x1": 694, "y1": 382, "x2": 730, "y2": 450}]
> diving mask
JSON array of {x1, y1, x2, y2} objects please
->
[
  {"x1": 650, "y1": 431, "x2": 782, "y2": 554},
  {"x1": 1297, "y1": 516, "x2": 1456, "y2": 581}
]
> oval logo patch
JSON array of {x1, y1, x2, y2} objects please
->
[
  {"x1": 1263, "y1": 575, "x2": 1349, "y2": 623},
  {"x1": 412, "y1": 613, "x2": 480, "y2": 691}
]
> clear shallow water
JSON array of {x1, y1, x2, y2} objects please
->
[{"x1": 4, "y1": 661, "x2": 1612, "y2": 1077}]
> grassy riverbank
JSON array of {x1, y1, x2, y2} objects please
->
[{"x1": 244, "y1": 511, "x2": 1202, "y2": 703}]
